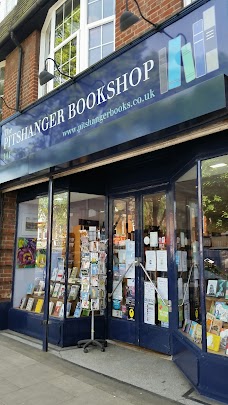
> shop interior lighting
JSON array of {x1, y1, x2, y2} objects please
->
[
  {"x1": 210, "y1": 163, "x2": 227, "y2": 169},
  {"x1": 120, "y1": 0, "x2": 157, "y2": 32},
  {"x1": 39, "y1": 57, "x2": 74, "y2": 86}
]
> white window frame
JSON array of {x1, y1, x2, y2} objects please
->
[
  {"x1": 38, "y1": 0, "x2": 115, "y2": 98},
  {"x1": 87, "y1": 15, "x2": 115, "y2": 67},
  {"x1": 0, "y1": 0, "x2": 17, "y2": 23},
  {"x1": 183, "y1": 0, "x2": 196, "y2": 6}
]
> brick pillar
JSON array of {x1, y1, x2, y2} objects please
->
[
  {"x1": 0, "y1": 192, "x2": 17, "y2": 301},
  {"x1": 2, "y1": 30, "x2": 40, "y2": 120}
]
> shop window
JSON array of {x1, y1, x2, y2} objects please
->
[
  {"x1": 53, "y1": 192, "x2": 107, "y2": 318},
  {"x1": 14, "y1": 191, "x2": 106, "y2": 319},
  {"x1": 143, "y1": 193, "x2": 168, "y2": 327},
  {"x1": 0, "y1": 61, "x2": 5, "y2": 122},
  {"x1": 13, "y1": 196, "x2": 48, "y2": 312},
  {"x1": 39, "y1": 0, "x2": 115, "y2": 96},
  {"x1": 175, "y1": 166, "x2": 201, "y2": 346},
  {"x1": 49, "y1": 192, "x2": 68, "y2": 317},
  {"x1": 202, "y1": 155, "x2": 228, "y2": 356},
  {"x1": 0, "y1": 0, "x2": 17, "y2": 22}
]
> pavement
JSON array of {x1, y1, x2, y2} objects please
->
[{"x1": 0, "y1": 331, "x2": 224, "y2": 405}]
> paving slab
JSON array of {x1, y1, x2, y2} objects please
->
[{"x1": 0, "y1": 331, "x2": 224, "y2": 405}]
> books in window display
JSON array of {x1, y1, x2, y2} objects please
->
[
  {"x1": 19, "y1": 297, "x2": 27, "y2": 310},
  {"x1": 206, "y1": 280, "x2": 218, "y2": 296},
  {"x1": 34, "y1": 298, "x2": 44, "y2": 313},
  {"x1": 58, "y1": 285, "x2": 65, "y2": 299},
  {"x1": 68, "y1": 284, "x2": 80, "y2": 301},
  {"x1": 58, "y1": 302, "x2": 72, "y2": 318},
  {"x1": 214, "y1": 301, "x2": 228, "y2": 322},
  {"x1": 215, "y1": 280, "x2": 226, "y2": 298},
  {"x1": 207, "y1": 332, "x2": 221, "y2": 352},
  {"x1": 210, "y1": 318, "x2": 223, "y2": 336},
  {"x1": 52, "y1": 283, "x2": 61, "y2": 298},
  {"x1": 26, "y1": 297, "x2": 34, "y2": 311},
  {"x1": 74, "y1": 302, "x2": 82, "y2": 318},
  {"x1": 52, "y1": 301, "x2": 63, "y2": 316},
  {"x1": 68, "y1": 267, "x2": 76, "y2": 283},
  {"x1": 49, "y1": 301, "x2": 55, "y2": 315}
]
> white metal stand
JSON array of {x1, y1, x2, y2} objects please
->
[{"x1": 77, "y1": 308, "x2": 107, "y2": 353}]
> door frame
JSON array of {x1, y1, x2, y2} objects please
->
[{"x1": 107, "y1": 184, "x2": 176, "y2": 354}]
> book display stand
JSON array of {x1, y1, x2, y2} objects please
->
[{"x1": 77, "y1": 227, "x2": 108, "y2": 353}]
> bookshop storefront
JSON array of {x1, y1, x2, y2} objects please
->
[{"x1": 1, "y1": 0, "x2": 228, "y2": 403}]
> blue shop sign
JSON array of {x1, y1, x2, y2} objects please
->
[{"x1": 1, "y1": 0, "x2": 228, "y2": 179}]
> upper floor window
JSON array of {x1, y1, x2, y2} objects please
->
[
  {"x1": 0, "y1": 61, "x2": 5, "y2": 122},
  {"x1": 183, "y1": 0, "x2": 196, "y2": 6},
  {"x1": 39, "y1": 0, "x2": 115, "y2": 96},
  {"x1": 0, "y1": 0, "x2": 17, "y2": 23}
]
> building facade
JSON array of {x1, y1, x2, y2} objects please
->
[{"x1": 0, "y1": 0, "x2": 228, "y2": 403}]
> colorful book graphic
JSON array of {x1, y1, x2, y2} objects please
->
[
  {"x1": 181, "y1": 43, "x2": 196, "y2": 83},
  {"x1": 193, "y1": 19, "x2": 206, "y2": 78},
  {"x1": 203, "y1": 6, "x2": 219, "y2": 73},
  {"x1": 159, "y1": 47, "x2": 168, "y2": 94},
  {"x1": 168, "y1": 36, "x2": 181, "y2": 90}
]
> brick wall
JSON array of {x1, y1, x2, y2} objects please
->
[
  {"x1": 0, "y1": 192, "x2": 17, "y2": 301},
  {"x1": 2, "y1": 30, "x2": 40, "y2": 120},
  {"x1": 115, "y1": 0, "x2": 183, "y2": 50}
]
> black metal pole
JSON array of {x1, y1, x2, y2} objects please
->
[
  {"x1": 197, "y1": 160, "x2": 207, "y2": 352},
  {"x1": 42, "y1": 176, "x2": 54, "y2": 352}
]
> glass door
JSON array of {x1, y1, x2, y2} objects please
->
[
  {"x1": 108, "y1": 191, "x2": 171, "y2": 354},
  {"x1": 139, "y1": 192, "x2": 171, "y2": 353},
  {"x1": 109, "y1": 196, "x2": 137, "y2": 344}
]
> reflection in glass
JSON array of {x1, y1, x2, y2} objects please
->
[
  {"x1": 202, "y1": 155, "x2": 228, "y2": 355},
  {"x1": 175, "y1": 166, "x2": 201, "y2": 346}
]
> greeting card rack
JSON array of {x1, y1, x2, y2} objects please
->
[{"x1": 77, "y1": 227, "x2": 107, "y2": 353}]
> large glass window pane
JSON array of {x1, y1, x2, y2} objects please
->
[
  {"x1": 143, "y1": 193, "x2": 168, "y2": 327},
  {"x1": 89, "y1": 26, "x2": 101, "y2": 49},
  {"x1": 102, "y1": 43, "x2": 113, "y2": 58},
  {"x1": 112, "y1": 197, "x2": 135, "y2": 321},
  {"x1": 88, "y1": 0, "x2": 102, "y2": 24},
  {"x1": 103, "y1": 22, "x2": 114, "y2": 43},
  {"x1": 103, "y1": 0, "x2": 115, "y2": 18},
  {"x1": 49, "y1": 193, "x2": 68, "y2": 318},
  {"x1": 175, "y1": 166, "x2": 201, "y2": 346},
  {"x1": 202, "y1": 155, "x2": 228, "y2": 355},
  {"x1": 13, "y1": 197, "x2": 48, "y2": 313},
  {"x1": 89, "y1": 48, "x2": 101, "y2": 66},
  {"x1": 65, "y1": 192, "x2": 106, "y2": 318}
]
